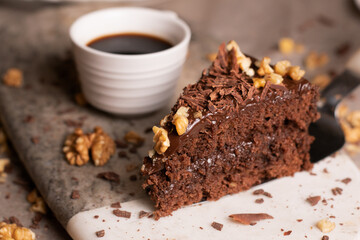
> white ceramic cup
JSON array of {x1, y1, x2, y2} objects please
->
[{"x1": 69, "y1": 7, "x2": 191, "y2": 115}]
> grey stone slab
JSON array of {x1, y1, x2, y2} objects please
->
[{"x1": 0, "y1": 0, "x2": 359, "y2": 235}]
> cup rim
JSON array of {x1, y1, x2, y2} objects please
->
[{"x1": 69, "y1": 7, "x2": 191, "y2": 60}]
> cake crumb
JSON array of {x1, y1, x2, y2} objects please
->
[{"x1": 211, "y1": 221, "x2": 223, "y2": 231}]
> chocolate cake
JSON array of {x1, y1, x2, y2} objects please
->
[{"x1": 142, "y1": 41, "x2": 320, "y2": 219}]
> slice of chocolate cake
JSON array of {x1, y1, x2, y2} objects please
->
[{"x1": 142, "y1": 41, "x2": 320, "y2": 219}]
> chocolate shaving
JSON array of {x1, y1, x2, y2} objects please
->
[
  {"x1": 229, "y1": 213, "x2": 273, "y2": 225},
  {"x1": 341, "y1": 178, "x2": 351, "y2": 184},
  {"x1": 139, "y1": 210, "x2": 150, "y2": 219},
  {"x1": 331, "y1": 187, "x2": 343, "y2": 196},
  {"x1": 255, "y1": 198, "x2": 264, "y2": 204},
  {"x1": 211, "y1": 221, "x2": 223, "y2": 231},
  {"x1": 306, "y1": 196, "x2": 321, "y2": 206},
  {"x1": 335, "y1": 42, "x2": 351, "y2": 56},
  {"x1": 110, "y1": 202, "x2": 121, "y2": 208},
  {"x1": 96, "y1": 230, "x2": 105, "y2": 238},
  {"x1": 113, "y1": 209, "x2": 131, "y2": 218},
  {"x1": 97, "y1": 172, "x2": 120, "y2": 183}
]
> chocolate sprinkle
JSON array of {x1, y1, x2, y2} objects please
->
[
  {"x1": 255, "y1": 198, "x2": 264, "y2": 204},
  {"x1": 284, "y1": 230, "x2": 292, "y2": 236},
  {"x1": 211, "y1": 221, "x2": 223, "y2": 231}
]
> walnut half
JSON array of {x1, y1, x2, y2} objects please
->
[
  {"x1": 63, "y1": 128, "x2": 91, "y2": 166},
  {"x1": 152, "y1": 126, "x2": 170, "y2": 154},
  {"x1": 0, "y1": 222, "x2": 36, "y2": 240},
  {"x1": 90, "y1": 127, "x2": 116, "y2": 166},
  {"x1": 172, "y1": 107, "x2": 189, "y2": 135}
]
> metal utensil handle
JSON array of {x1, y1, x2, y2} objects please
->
[{"x1": 320, "y1": 49, "x2": 360, "y2": 115}]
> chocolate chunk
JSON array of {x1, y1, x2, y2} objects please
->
[
  {"x1": 229, "y1": 213, "x2": 273, "y2": 225},
  {"x1": 139, "y1": 211, "x2": 150, "y2": 219},
  {"x1": 341, "y1": 178, "x2": 351, "y2": 184},
  {"x1": 284, "y1": 230, "x2": 292, "y2": 236},
  {"x1": 64, "y1": 119, "x2": 83, "y2": 128},
  {"x1": 96, "y1": 230, "x2": 105, "y2": 238},
  {"x1": 335, "y1": 42, "x2": 351, "y2": 56},
  {"x1": 331, "y1": 187, "x2": 343, "y2": 196},
  {"x1": 255, "y1": 198, "x2": 264, "y2": 204},
  {"x1": 263, "y1": 192, "x2": 272, "y2": 198},
  {"x1": 317, "y1": 15, "x2": 335, "y2": 27},
  {"x1": 31, "y1": 137, "x2": 39, "y2": 144},
  {"x1": 97, "y1": 172, "x2": 120, "y2": 183},
  {"x1": 253, "y1": 189, "x2": 272, "y2": 198},
  {"x1": 306, "y1": 196, "x2": 321, "y2": 206},
  {"x1": 23, "y1": 115, "x2": 34, "y2": 123},
  {"x1": 115, "y1": 139, "x2": 128, "y2": 149},
  {"x1": 211, "y1": 221, "x2": 223, "y2": 231},
  {"x1": 71, "y1": 190, "x2": 80, "y2": 199},
  {"x1": 118, "y1": 151, "x2": 128, "y2": 159},
  {"x1": 9, "y1": 216, "x2": 22, "y2": 227},
  {"x1": 110, "y1": 202, "x2": 121, "y2": 208},
  {"x1": 113, "y1": 209, "x2": 131, "y2": 218},
  {"x1": 253, "y1": 189, "x2": 265, "y2": 195},
  {"x1": 129, "y1": 175, "x2": 137, "y2": 181}
]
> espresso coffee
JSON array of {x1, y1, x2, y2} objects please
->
[{"x1": 87, "y1": 33, "x2": 173, "y2": 55}]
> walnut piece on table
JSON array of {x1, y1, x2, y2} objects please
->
[
  {"x1": 27, "y1": 189, "x2": 47, "y2": 215},
  {"x1": 63, "y1": 128, "x2": 91, "y2": 166},
  {"x1": 0, "y1": 222, "x2": 36, "y2": 240},
  {"x1": 90, "y1": 126, "x2": 115, "y2": 166},
  {"x1": 2, "y1": 68, "x2": 23, "y2": 88}
]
